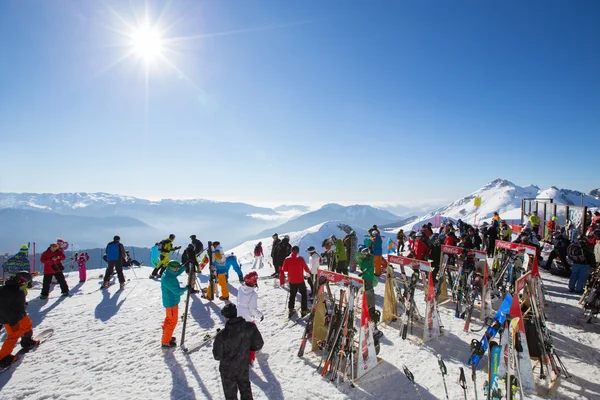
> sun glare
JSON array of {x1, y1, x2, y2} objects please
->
[{"x1": 131, "y1": 26, "x2": 163, "y2": 60}]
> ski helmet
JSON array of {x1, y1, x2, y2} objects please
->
[
  {"x1": 169, "y1": 234, "x2": 175, "y2": 240},
  {"x1": 306, "y1": 246, "x2": 316, "y2": 253},
  {"x1": 14, "y1": 271, "x2": 31, "y2": 284},
  {"x1": 167, "y1": 260, "x2": 181, "y2": 272},
  {"x1": 244, "y1": 271, "x2": 258, "y2": 286}
]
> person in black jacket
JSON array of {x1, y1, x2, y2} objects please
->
[
  {"x1": 213, "y1": 304, "x2": 264, "y2": 400},
  {"x1": 0, "y1": 272, "x2": 39, "y2": 367},
  {"x1": 190, "y1": 235, "x2": 204, "y2": 256},
  {"x1": 272, "y1": 235, "x2": 291, "y2": 278},
  {"x1": 543, "y1": 231, "x2": 571, "y2": 274},
  {"x1": 484, "y1": 222, "x2": 499, "y2": 257},
  {"x1": 182, "y1": 243, "x2": 200, "y2": 294},
  {"x1": 270, "y1": 233, "x2": 281, "y2": 277}
]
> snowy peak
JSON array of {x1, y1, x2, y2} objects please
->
[{"x1": 482, "y1": 178, "x2": 516, "y2": 190}]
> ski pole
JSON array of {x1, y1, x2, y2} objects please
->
[
  {"x1": 459, "y1": 367, "x2": 467, "y2": 400},
  {"x1": 471, "y1": 362, "x2": 478, "y2": 400},
  {"x1": 437, "y1": 355, "x2": 450, "y2": 400},
  {"x1": 402, "y1": 365, "x2": 424, "y2": 400}
]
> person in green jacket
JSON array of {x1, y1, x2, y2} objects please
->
[
  {"x1": 331, "y1": 235, "x2": 348, "y2": 275},
  {"x1": 355, "y1": 246, "x2": 382, "y2": 337}
]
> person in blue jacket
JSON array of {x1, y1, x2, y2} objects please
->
[
  {"x1": 369, "y1": 227, "x2": 384, "y2": 276},
  {"x1": 160, "y1": 260, "x2": 188, "y2": 348}
]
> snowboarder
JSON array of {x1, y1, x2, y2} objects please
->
[
  {"x1": 0, "y1": 272, "x2": 40, "y2": 368},
  {"x1": 306, "y1": 246, "x2": 321, "y2": 296},
  {"x1": 75, "y1": 252, "x2": 89, "y2": 282},
  {"x1": 282, "y1": 246, "x2": 311, "y2": 318},
  {"x1": 102, "y1": 236, "x2": 127, "y2": 290},
  {"x1": 237, "y1": 272, "x2": 264, "y2": 366},
  {"x1": 387, "y1": 238, "x2": 397, "y2": 254},
  {"x1": 160, "y1": 261, "x2": 188, "y2": 348},
  {"x1": 40, "y1": 243, "x2": 69, "y2": 299},
  {"x1": 151, "y1": 234, "x2": 181, "y2": 279},
  {"x1": 270, "y1": 233, "x2": 281, "y2": 277},
  {"x1": 252, "y1": 242, "x2": 264, "y2": 269},
  {"x1": 213, "y1": 303, "x2": 264, "y2": 400},
  {"x1": 331, "y1": 235, "x2": 348, "y2": 275},
  {"x1": 343, "y1": 230, "x2": 358, "y2": 272},
  {"x1": 181, "y1": 244, "x2": 200, "y2": 294}
]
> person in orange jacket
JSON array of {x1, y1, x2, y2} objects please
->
[{"x1": 281, "y1": 246, "x2": 311, "y2": 318}]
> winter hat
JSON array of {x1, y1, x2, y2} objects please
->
[
  {"x1": 190, "y1": 235, "x2": 197, "y2": 240},
  {"x1": 167, "y1": 260, "x2": 181, "y2": 272},
  {"x1": 114, "y1": 235, "x2": 121, "y2": 241},
  {"x1": 169, "y1": 234, "x2": 176, "y2": 240},
  {"x1": 552, "y1": 216, "x2": 558, "y2": 221},
  {"x1": 221, "y1": 303, "x2": 237, "y2": 319},
  {"x1": 272, "y1": 233, "x2": 278, "y2": 238},
  {"x1": 19, "y1": 245, "x2": 28, "y2": 253},
  {"x1": 306, "y1": 246, "x2": 316, "y2": 253},
  {"x1": 50, "y1": 243, "x2": 59, "y2": 249},
  {"x1": 292, "y1": 245, "x2": 300, "y2": 253},
  {"x1": 212, "y1": 241, "x2": 221, "y2": 247},
  {"x1": 361, "y1": 247, "x2": 371, "y2": 255}
]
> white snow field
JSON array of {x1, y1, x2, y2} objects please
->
[{"x1": 0, "y1": 260, "x2": 599, "y2": 400}]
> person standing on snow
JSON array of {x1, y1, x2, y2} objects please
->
[
  {"x1": 273, "y1": 235, "x2": 291, "y2": 285},
  {"x1": 369, "y1": 229, "x2": 384, "y2": 276},
  {"x1": 2, "y1": 245, "x2": 31, "y2": 285},
  {"x1": 181, "y1": 244, "x2": 200, "y2": 294},
  {"x1": 396, "y1": 230, "x2": 406, "y2": 254},
  {"x1": 331, "y1": 235, "x2": 348, "y2": 275},
  {"x1": 40, "y1": 243, "x2": 69, "y2": 299},
  {"x1": 355, "y1": 247, "x2": 383, "y2": 338},
  {"x1": 205, "y1": 242, "x2": 233, "y2": 301},
  {"x1": 343, "y1": 231, "x2": 358, "y2": 272},
  {"x1": 190, "y1": 235, "x2": 204, "y2": 257},
  {"x1": 499, "y1": 220, "x2": 512, "y2": 242},
  {"x1": 252, "y1": 242, "x2": 264, "y2": 269},
  {"x1": 102, "y1": 236, "x2": 127, "y2": 290},
  {"x1": 151, "y1": 234, "x2": 182, "y2": 279},
  {"x1": 160, "y1": 261, "x2": 188, "y2": 348},
  {"x1": 75, "y1": 252, "x2": 89, "y2": 282},
  {"x1": 306, "y1": 246, "x2": 321, "y2": 297},
  {"x1": 270, "y1": 233, "x2": 281, "y2": 277},
  {"x1": 529, "y1": 211, "x2": 542, "y2": 235},
  {"x1": 282, "y1": 246, "x2": 311, "y2": 318},
  {"x1": 237, "y1": 271, "x2": 264, "y2": 366},
  {"x1": 0, "y1": 272, "x2": 40, "y2": 368},
  {"x1": 213, "y1": 303, "x2": 264, "y2": 400}
]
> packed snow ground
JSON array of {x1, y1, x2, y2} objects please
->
[{"x1": 1, "y1": 260, "x2": 599, "y2": 400}]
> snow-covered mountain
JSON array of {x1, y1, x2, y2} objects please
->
[
  {"x1": 403, "y1": 178, "x2": 600, "y2": 232},
  {"x1": 253, "y1": 204, "x2": 399, "y2": 239},
  {"x1": 590, "y1": 188, "x2": 600, "y2": 198}
]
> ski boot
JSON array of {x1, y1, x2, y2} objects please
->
[
  {"x1": 0, "y1": 354, "x2": 18, "y2": 369},
  {"x1": 20, "y1": 337, "x2": 40, "y2": 352}
]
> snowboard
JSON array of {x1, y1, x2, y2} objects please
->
[{"x1": 0, "y1": 328, "x2": 54, "y2": 373}]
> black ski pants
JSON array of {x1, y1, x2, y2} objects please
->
[
  {"x1": 220, "y1": 370, "x2": 253, "y2": 400},
  {"x1": 545, "y1": 250, "x2": 570, "y2": 271},
  {"x1": 104, "y1": 261, "x2": 126, "y2": 284},
  {"x1": 41, "y1": 271, "x2": 69, "y2": 297},
  {"x1": 288, "y1": 282, "x2": 308, "y2": 313},
  {"x1": 336, "y1": 259, "x2": 348, "y2": 275},
  {"x1": 397, "y1": 241, "x2": 405, "y2": 254}
]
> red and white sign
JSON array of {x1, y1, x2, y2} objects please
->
[
  {"x1": 423, "y1": 270, "x2": 441, "y2": 342},
  {"x1": 441, "y1": 245, "x2": 463, "y2": 255},
  {"x1": 387, "y1": 255, "x2": 431, "y2": 272},
  {"x1": 317, "y1": 269, "x2": 364, "y2": 287},
  {"x1": 357, "y1": 291, "x2": 378, "y2": 379}
]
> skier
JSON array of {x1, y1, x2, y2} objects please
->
[
  {"x1": 273, "y1": 235, "x2": 291, "y2": 283},
  {"x1": 282, "y1": 246, "x2": 311, "y2": 318},
  {"x1": 466, "y1": 227, "x2": 482, "y2": 250},
  {"x1": 2, "y1": 245, "x2": 31, "y2": 284},
  {"x1": 331, "y1": 235, "x2": 348, "y2": 275},
  {"x1": 411, "y1": 232, "x2": 430, "y2": 262},
  {"x1": 529, "y1": 211, "x2": 541, "y2": 235},
  {"x1": 102, "y1": 236, "x2": 127, "y2": 290},
  {"x1": 40, "y1": 243, "x2": 69, "y2": 299},
  {"x1": 370, "y1": 229, "x2": 384, "y2": 277},
  {"x1": 499, "y1": 220, "x2": 512, "y2": 242},
  {"x1": 270, "y1": 233, "x2": 281, "y2": 278},
  {"x1": 356, "y1": 246, "x2": 382, "y2": 337},
  {"x1": 252, "y1": 242, "x2": 264, "y2": 269},
  {"x1": 306, "y1": 246, "x2": 321, "y2": 296},
  {"x1": 237, "y1": 272, "x2": 264, "y2": 366},
  {"x1": 181, "y1": 244, "x2": 200, "y2": 294},
  {"x1": 567, "y1": 236, "x2": 595, "y2": 294},
  {"x1": 75, "y1": 252, "x2": 89, "y2": 282},
  {"x1": 190, "y1": 234, "x2": 204, "y2": 257},
  {"x1": 546, "y1": 216, "x2": 559, "y2": 240},
  {"x1": 205, "y1": 242, "x2": 234, "y2": 301},
  {"x1": 343, "y1": 231, "x2": 358, "y2": 272},
  {"x1": 445, "y1": 231, "x2": 459, "y2": 247},
  {"x1": 160, "y1": 260, "x2": 188, "y2": 348},
  {"x1": 0, "y1": 272, "x2": 40, "y2": 368},
  {"x1": 151, "y1": 234, "x2": 182, "y2": 279},
  {"x1": 396, "y1": 229, "x2": 406, "y2": 254},
  {"x1": 213, "y1": 303, "x2": 264, "y2": 400}
]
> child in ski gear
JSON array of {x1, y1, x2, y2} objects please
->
[
  {"x1": 282, "y1": 246, "x2": 311, "y2": 317},
  {"x1": 331, "y1": 235, "x2": 348, "y2": 275},
  {"x1": 213, "y1": 304, "x2": 264, "y2": 400},
  {"x1": 151, "y1": 234, "x2": 181, "y2": 278},
  {"x1": 273, "y1": 235, "x2": 291, "y2": 282},
  {"x1": 343, "y1": 231, "x2": 358, "y2": 272},
  {"x1": 396, "y1": 229, "x2": 406, "y2": 254},
  {"x1": 75, "y1": 252, "x2": 89, "y2": 282},
  {"x1": 181, "y1": 244, "x2": 200, "y2": 294},
  {"x1": 306, "y1": 246, "x2": 321, "y2": 296},
  {"x1": 160, "y1": 260, "x2": 188, "y2": 348},
  {"x1": 102, "y1": 236, "x2": 127, "y2": 289},
  {"x1": 568, "y1": 236, "x2": 595, "y2": 294},
  {"x1": 237, "y1": 272, "x2": 263, "y2": 365},
  {"x1": 270, "y1": 233, "x2": 281, "y2": 277},
  {"x1": 40, "y1": 243, "x2": 69, "y2": 298},
  {"x1": 252, "y1": 242, "x2": 264, "y2": 269},
  {"x1": 0, "y1": 272, "x2": 39, "y2": 368}
]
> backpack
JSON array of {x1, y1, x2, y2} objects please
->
[
  {"x1": 158, "y1": 240, "x2": 168, "y2": 252},
  {"x1": 566, "y1": 243, "x2": 586, "y2": 264}
]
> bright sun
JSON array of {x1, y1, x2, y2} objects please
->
[{"x1": 131, "y1": 26, "x2": 163, "y2": 60}]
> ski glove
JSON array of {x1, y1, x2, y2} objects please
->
[
  {"x1": 260, "y1": 316, "x2": 264, "y2": 322},
  {"x1": 238, "y1": 274, "x2": 244, "y2": 283}
]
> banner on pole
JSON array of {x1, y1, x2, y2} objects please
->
[{"x1": 357, "y1": 291, "x2": 378, "y2": 379}]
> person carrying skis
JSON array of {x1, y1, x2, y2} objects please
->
[
  {"x1": 343, "y1": 231, "x2": 358, "y2": 272},
  {"x1": 273, "y1": 235, "x2": 291, "y2": 283},
  {"x1": 40, "y1": 243, "x2": 69, "y2": 299},
  {"x1": 0, "y1": 272, "x2": 40, "y2": 368},
  {"x1": 213, "y1": 303, "x2": 264, "y2": 400},
  {"x1": 356, "y1": 246, "x2": 382, "y2": 337},
  {"x1": 270, "y1": 233, "x2": 281, "y2": 277},
  {"x1": 75, "y1": 252, "x2": 89, "y2": 282},
  {"x1": 205, "y1": 242, "x2": 234, "y2": 301},
  {"x1": 281, "y1": 246, "x2": 311, "y2": 318},
  {"x1": 396, "y1": 229, "x2": 406, "y2": 254},
  {"x1": 331, "y1": 235, "x2": 348, "y2": 275},
  {"x1": 237, "y1": 271, "x2": 263, "y2": 366},
  {"x1": 306, "y1": 246, "x2": 321, "y2": 297},
  {"x1": 102, "y1": 236, "x2": 127, "y2": 290},
  {"x1": 252, "y1": 242, "x2": 264, "y2": 269},
  {"x1": 181, "y1": 244, "x2": 200, "y2": 294},
  {"x1": 160, "y1": 260, "x2": 188, "y2": 348},
  {"x1": 151, "y1": 234, "x2": 182, "y2": 279}
]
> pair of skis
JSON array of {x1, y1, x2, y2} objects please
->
[{"x1": 400, "y1": 272, "x2": 419, "y2": 340}]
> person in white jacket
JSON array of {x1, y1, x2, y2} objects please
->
[
  {"x1": 306, "y1": 246, "x2": 321, "y2": 297},
  {"x1": 237, "y1": 271, "x2": 263, "y2": 366}
]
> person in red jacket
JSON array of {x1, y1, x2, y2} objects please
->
[
  {"x1": 445, "y1": 231, "x2": 459, "y2": 247},
  {"x1": 281, "y1": 246, "x2": 311, "y2": 318},
  {"x1": 40, "y1": 243, "x2": 69, "y2": 299},
  {"x1": 411, "y1": 232, "x2": 431, "y2": 261}
]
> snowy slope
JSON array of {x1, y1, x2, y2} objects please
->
[{"x1": 1, "y1": 262, "x2": 598, "y2": 400}]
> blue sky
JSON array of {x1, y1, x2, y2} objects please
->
[{"x1": 0, "y1": 0, "x2": 598, "y2": 207}]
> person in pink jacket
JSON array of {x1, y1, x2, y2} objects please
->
[{"x1": 75, "y1": 252, "x2": 90, "y2": 282}]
